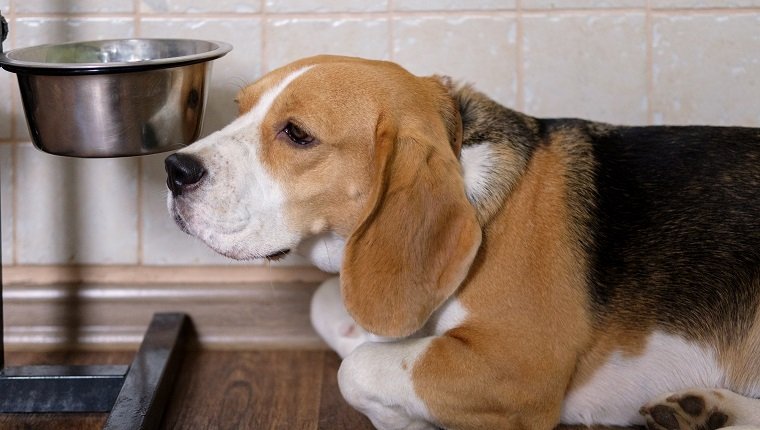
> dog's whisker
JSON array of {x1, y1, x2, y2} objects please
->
[
  {"x1": 265, "y1": 259, "x2": 275, "y2": 297},
  {"x1": 227, "y1": 76, "x2": 248, "y2": 92},
  {"x1": 322, "y1": 239, "x2": 332, "y2": 271}
]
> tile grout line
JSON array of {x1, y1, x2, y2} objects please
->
[
  {"x1": 135, "y1": 0, "x2": 143, "y2": 266},
  {"x1": 136, "y1": 159, "x2": 144, "y2": 266},
  {"x1": 134, "y1": 0, "x2": 141, "y2": 37},
  {"x1": 0, "y1": 9, "x2": 589, "y2": 20},
  {"x1": 649, "y1": 7, "x2": 760, "y2": 15},
  {"x1": 261, "y1": 0, "x2": 268, "y2": 73},
  {"x1": 10, "y1": 141, "x2": 16, "y2": 266},
  {"x1": 10, "y1": 7, "x2": 760, "y2": 20},
  {"x1": 9, "y1": 0, "x2": 17, "y2": 266},
  {"x1": 388, "y1": 0, "x2": 394, "y2": 61},
  {"x1": 646, "y1": 0, "x2": 654, "y2": 125},
  {"x1": 8, "y1": 0, "x2": 16, "y2": 140},
  {"x1": 515, "y1": 0, "x2": 524, "y2": 112}
]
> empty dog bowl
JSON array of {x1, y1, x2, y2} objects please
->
[{"x1": 0, "y1": 38, "x2": 232, "y2": 157}]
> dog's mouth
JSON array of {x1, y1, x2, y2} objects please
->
[
  {"x1": 170, "y1": 197, "x2": 292, "y2": 262},
  {"x1": 264, "y1": 249, "x2": 291, "y2": 261}
]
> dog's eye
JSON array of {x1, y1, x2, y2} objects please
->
[{"x1": 282, "y1": 122, "x2": 315, "y2": 146}]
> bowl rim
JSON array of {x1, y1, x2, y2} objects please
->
[{"x1": 0, "y1": 38, "x2": 233, "y2": 75}]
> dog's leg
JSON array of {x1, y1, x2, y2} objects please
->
[
  {"x1": 640, "y1": 388, "x2": 760, "y2": 430},
  {"x1": 340, "y1": 334, "x2": 570, "y2": 430},
  {"x1": 311, "y1": 277, "x2": 373, "y2": 358},
  {"x1": 338, "y1": 338, "x2": 439, "y2": 430}
]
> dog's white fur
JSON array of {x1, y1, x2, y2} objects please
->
[
  {"x1": 460, "y1": 142, "x2": 496, "y2": 203},
  {"x1": 562, "y1": 332, "x2": 725, "y2": 425},
  {"x1": 296, "y1": 232, "x2": 345, "y2": 273},
  {"x1": 169, "y1": 63, "x2": 760, "y2": 430}
]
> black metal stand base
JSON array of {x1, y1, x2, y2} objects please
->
[{"x1": 0, "y1": 312, "x2": 189, "y2": 430}]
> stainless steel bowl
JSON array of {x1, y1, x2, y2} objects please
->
[{"x1": 0, "y1": 38, "x2": 232, "y2": 157}]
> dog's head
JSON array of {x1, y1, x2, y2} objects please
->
[{"x1": 166, "y1": 56, "x2": 481, "y2": 337}]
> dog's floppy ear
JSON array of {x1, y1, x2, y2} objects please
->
[{"x1": 341, "y1": 89, "x2": 482, "y2": 338}]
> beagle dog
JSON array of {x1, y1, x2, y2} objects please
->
[{"x1": 164, "y1": 56, "x2": 760, "y2": 430}]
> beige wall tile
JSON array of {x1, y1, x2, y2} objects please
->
[
  {"x1": 16, "y1": 0, "x2": 134, "y2": 13},
  {"x1": 141, "y1": 0, "x2": 261, "y2": 14},
  {"x1": 9, "y1": 18, "x2": 137, "y2": 54},
  {"x1": 393, "y1": 16, "x2": 517, "y2": 107},
  {"x1": 140, "y1": 18, "x2": 261, "y2": 137},
  {"x1": 264, "y1": 18, "x2": 389, "y2": 71},
  {"x1": 522, "y1": 13, "x2": 648, "y2": 124},
  {"x1": 16, "y1": 144, "x2": 139, "y2": 264},
  {"x1": 0, "y1": 0, "x2": 8, "y2": 139},
  {"x1": 523, "y1": 0, "x2": 645, "y2": 8},
  {"x1": 0, "y1": 144, "x2": 12, "y2": 265},
  {"x1": 10, "y1": 18, "x2": 136, "y2": 141},
  {"x1": 652, "y1": 14, "x2": 760, "y2": 126},
  {"x1": 11, "y1": 19, "x2": 135, "y2": 47},
  {"x1": 394, "y1": 0, "x2": 515, "y2": 10},
  {"x1": 265, "y1": 0, "x2": 387, "y2": 13},
  {"x1": 653, "y1": 0, "x2": 760, "y2": 8}
]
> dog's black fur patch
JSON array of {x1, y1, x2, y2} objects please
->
[
  {"x1": 583, "y1": 123, "x2": 760, "y2": 341},
  {"x1": 456, "y1": 85, "x2": 760, "y2": 343}
]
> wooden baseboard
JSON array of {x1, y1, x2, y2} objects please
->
[
  {"x1": 2, "y1": 280, "x2": 331, "y2": 351},
  {"x1": 1, "y1": 265, "x2": 331, "y2": 285}
]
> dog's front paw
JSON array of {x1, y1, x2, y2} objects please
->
[
  {"x1": 311, "y1": 277, "x2": 372, "y2": 358},
  {"x1": 640, "y1": 389, "x2": 732, "y2": 430}
]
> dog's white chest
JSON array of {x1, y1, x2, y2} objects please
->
[{"x1": 561, "y1": 331, "x2": 725, "y2": 426}]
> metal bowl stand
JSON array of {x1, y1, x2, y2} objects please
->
[{"x1": 0, "y1": 12, "x2": 191, "y2": 429}]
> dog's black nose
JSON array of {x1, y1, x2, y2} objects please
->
[{"x1": 165, "y1": 153, "x2": 206, "y2": 196}]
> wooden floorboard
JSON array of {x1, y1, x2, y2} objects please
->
[
  {"x1": 0, "y1": 349, "x2": 373, "y2": 430},
  {"x1": 318, "y1": 351, "x2": 375, "y2": 430}
]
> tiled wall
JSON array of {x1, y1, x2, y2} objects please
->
[{"x1": 1, "y1": 0, "x2": 759, "y2": 269}]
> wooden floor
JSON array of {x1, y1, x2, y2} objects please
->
[
  {"x1": 0, "y1": 349, "x2": 374, "y2": 430},
  {"x1": 0, "y1": 350, "x2": 642, "y2": 430}
]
